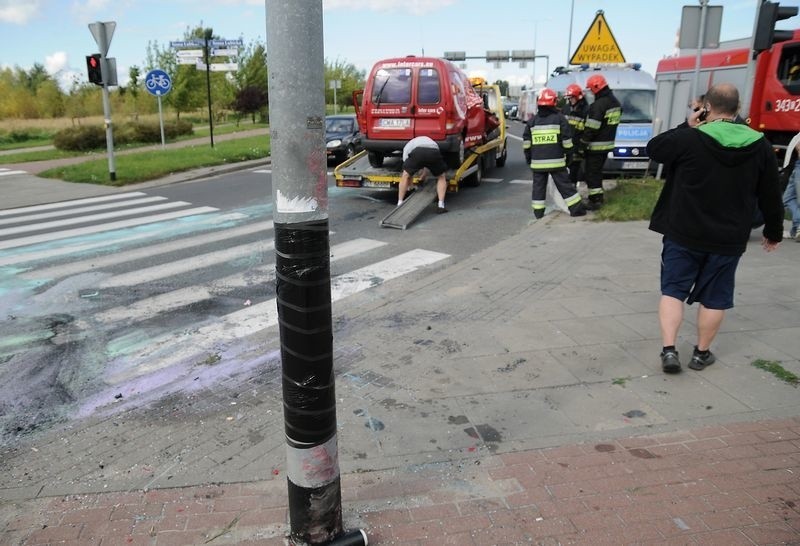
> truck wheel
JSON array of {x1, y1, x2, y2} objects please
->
[
  {"x1": 495, "y1": 140, "x2": 507, "y2": 167},
  {"x1": 445, "y1": 138, "x2": 465, "y2": 169},
  {"x1": 367, "y1": 151, "x2": 384, "y2": 168},
  {"x1": 463, "y1": 156, "x2": 483, "y2": 187}
]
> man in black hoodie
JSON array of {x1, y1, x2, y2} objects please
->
[{"x1": 647, "y1": 83, "x2": 783, "y2": 375}]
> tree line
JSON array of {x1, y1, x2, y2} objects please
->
[{"x1": 0, "y1": 25, "x2": 366, "y2": 124}]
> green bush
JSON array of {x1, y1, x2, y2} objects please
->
[
  {"x1": 53, "y1": 126, "x2": 106, "y2": 151},
  {"x1": 0, "y1": 129, "x2": 52, "y2": 145},
  {"x1": 53, "y1": 120, "x2": 194, "y2": 151}
]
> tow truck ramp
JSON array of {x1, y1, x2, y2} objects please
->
[{"x1": 379, "y1": 180, "x2": 439, "y2": 230}]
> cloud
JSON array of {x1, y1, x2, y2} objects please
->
[
  {"x1": 45, "y1": 51, "x2": 69, "y2": 74},
  {"x1": 70, "y1": 0, "x2": 112, "y2": 21},
  {"x1": 323, "y1": 0, "x2": 457, "y2": 16},
  {"x1": 0, "y1": 0, "x2": 41, "y2": 24}
]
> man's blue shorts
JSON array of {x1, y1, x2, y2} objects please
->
[{"x1": 660, "y1": 238, "x2": 741, "y2": 310}]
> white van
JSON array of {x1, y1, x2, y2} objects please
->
[{"x1": 546, "y1": 64, "x2": 657, "y2": 174}]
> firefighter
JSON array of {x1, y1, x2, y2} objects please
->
[
  {"x1": 580, "y1": 74, "x2": 621, "y2": 209},
  {"x1": 562, "y1": 83, "x2": 589, "y2": 188},
  {"x1": 522, "y1": 88, "x2": 587, "y2": 219}
]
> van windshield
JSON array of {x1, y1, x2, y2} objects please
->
[
  {"x1": 371, "y1": 68, "x2": 412, "y2": 105},
  {"x1": 615, "y1": 90, "x2": 655, "y2": 123}
]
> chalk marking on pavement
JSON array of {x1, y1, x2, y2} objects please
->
[
  {"x1": 93, "y1": 238, "x2": 386, "y2": 324},
  {"x1": 107, "y1": 247, "x2": 448, "y2": 383},
  {"x1": 26, "y1": 220, "x2": 275, "y2": 280},
  {"x1": 0, "y1": 192, "x2": 147, "y2": 217},
  {"x1": 0, "y1": 212, "x2": 244, "y2": 267},
  {"x1": 0, "y1": 196, "x2": 168, "y2": 226},
  {"x1": 0, "y1": 207, "x2": 219, "y2": 251}
]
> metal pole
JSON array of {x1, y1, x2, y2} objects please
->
[
  {"x1": 265, "y1": 2, "x2": 363, "y2": 545},
  {"x1": 205, "y1": 34, "x2": 215, "y2": 148},
  {"x1": 567, "y1": 0, "x2": 576, "y2": 65},
  {"x1": 96, "y1": 24, "x2": 116, "y2": 182},
  {"x1": 740, "y1": 0, "x2": 765, "y2": 120},
  {"x1": 333, "y1": 83, "x2": 338, "y2": 115},
  {"x1": 690, "y1": 0, "x2": 709, "y2": 107},
  {"x1": 157, "y1": 95, "x2": 165, "y2": 149}
]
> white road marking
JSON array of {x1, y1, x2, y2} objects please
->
[
  {"x1": 108, "y1": 248, "x2": 449, "y2": 383},
  {"x1": 0, "y1": 192, "x2": 147, "y2": 217},
  {"x1": 0, "y1": 207, "x2": 219, "y2": 251},
  {"x1": 0, "y1": 170, "x2": 27, "y2": 176},
  {"x1": 27, "y1": 220, "x2": 275, "y2": 280},
  {"x1": 482, "y1": 178, "x2": 503, "y2": 183},
  {"x1": 509, "y1": 179, "x2": 532, "y2": 185},
  {"x1": 0, "y1": 196, "x2": 168, "y2": 226},
  {"x1": 0, "y1": 201, "x2": 192, "y2": 237}
]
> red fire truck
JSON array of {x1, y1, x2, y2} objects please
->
[{"x1": 654, "y1": 30, "x2": 800, "y2": 151}]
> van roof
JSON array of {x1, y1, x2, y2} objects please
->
[{"x1": 546, "y1": 67, "x2": 656, "y2": 93}]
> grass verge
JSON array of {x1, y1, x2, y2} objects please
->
[
  {"x1": 751, "y1": 359, "x2": 799, "y2": 386},
  {"x1": 592, "y1": 178, "x2": 662, "y2": 222},
  {"x1": 38, "y1": 135, "x2": 270, "y2": 186}
]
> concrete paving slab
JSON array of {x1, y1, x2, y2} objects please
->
[
  {"x1": 548, "y1": 342, "x2": 653, "y2": 383},
  {"x1": 549, "y1": 315, "x2": 645, "y2": 345},
  {"x1": 625, "y1": 373, "x2": 753, "y2": 419}
]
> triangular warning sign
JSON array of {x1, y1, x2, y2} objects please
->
[{"x1": 570, "y1": 11, "x2": 625, "y2": 65}]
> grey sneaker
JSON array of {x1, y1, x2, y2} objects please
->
[
  {"x1": 689, "y1": 348, "x2": 716, "y2": 370},
  {"x1": 661, "y1": 349, "x2": 682, "y2": 374}
]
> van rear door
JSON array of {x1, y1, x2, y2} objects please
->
[
  {"x1": 414, "y1": 66, "x2": 447, "y2": 141},
  {"x1": 368, "y1": 65, "x2": 414, "y2": 141}
]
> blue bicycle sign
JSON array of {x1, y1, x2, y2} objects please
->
[{"x1": 145, "y1": 69, "x2": 172, "y2": 96}]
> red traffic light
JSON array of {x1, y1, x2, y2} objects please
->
[
  {"x1": 89, "y1": 57, "x2": 98, "y2": 68},
  {"x1": 86, "y1": 54, "x2": 103, "y2": 85}
]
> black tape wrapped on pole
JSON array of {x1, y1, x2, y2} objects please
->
[{"x1": 265, "y1": 2, "x2": 365, "y2": 545}]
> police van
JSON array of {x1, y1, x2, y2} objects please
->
[{"x1": 546, "y1": 64, "x2": 657, "y2": 174}]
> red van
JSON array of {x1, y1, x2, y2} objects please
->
[{"x1": 354, "y1": 56, "x2": 488, "y2": 168}]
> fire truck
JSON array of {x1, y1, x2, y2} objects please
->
[{"x1": 654, "y1": 29, "x2": 800, "y2": 151}]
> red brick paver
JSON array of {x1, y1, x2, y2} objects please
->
[{"x1": 2, "y1": 418, "x2": 799, "y2": 545}]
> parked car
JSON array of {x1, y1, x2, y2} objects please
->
[
  {"x1": 325, "y1": 114, "x2": 362, "y2": 163},
  {"x1": 503, "y1": 99, "x2": 518, "y2": 120}
]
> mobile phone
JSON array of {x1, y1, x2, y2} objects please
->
[{"x1": 698, "y1": 108, "x2": 708, "y2": 122}]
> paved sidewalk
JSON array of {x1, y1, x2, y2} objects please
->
[{"x1": 1, "y1": 168, "x2": 799, "y2": 544}]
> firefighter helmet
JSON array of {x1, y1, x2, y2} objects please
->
[
  {"x1": 564, "y1": 83, "x2": 584, "y2": 99},
  {"x1": 537, "y1": 87, "x2": 558, "y2": 107},
  {"x1": 586, "y1": 74, "x2": 608, "y2": 94}
]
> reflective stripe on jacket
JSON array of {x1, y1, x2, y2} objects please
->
[{"x1": 522, "y1": 108, "x2": 573, "y2": 171}]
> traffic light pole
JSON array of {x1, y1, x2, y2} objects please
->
[
  {"x1": 265, "y1": 2, "x2": 365, "y2": 545},
  {"x1": 741, "y1": 0, "x2": 765, "y2": 119},
  {"x1": 93, "y1": 22, "x2": 116, "y2": 182}
]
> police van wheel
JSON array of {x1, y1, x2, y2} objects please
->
[
  {"x1": 463, "y1": 156, "x2": 483, "y2": 187},
  {"x1": 445, "y1": 138, "x2": 465, "y2": 169},
  {"x1": 496, "y1": 140, "x2": 507, "y2": 167}
]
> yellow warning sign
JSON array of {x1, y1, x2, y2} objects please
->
[{"x1": 570, "y1": 11, "x2": 626, "y2": 65}]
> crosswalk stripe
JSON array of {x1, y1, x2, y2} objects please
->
[
  {"x1": 98, "y1": 239, "x2": 276, "y2": 288},
  {"x1": 92, "y1": 238, "x2": 387, "y2": 324},
  {"x1": 0, "y1": 192, "x2": 147, "y2": 217},
  {"x1": 107, "y1": 248, "x2": 449, "y2": 383},
  {"x1": 26, "y1": 220, "x2": 275, "y2": 280},
  {"x1": 0, "y1": 207, "x2": 218, "y2": 251},
  {"x1": 0, "y1": 212, "x2": 245, "y2": 267},
  {"x1": 0, "y1": 170, "x2": 27, "y2": 177},
  {"x1": 0, "y1": 196, "x2": 168, "y2": 226},
  {"x1": 0, "y1": 201, "x2": 193, "y2": 237}
]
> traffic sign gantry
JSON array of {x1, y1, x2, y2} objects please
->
[{"x1": 570, "y1": 11, "x2": 625, "y2": 65}]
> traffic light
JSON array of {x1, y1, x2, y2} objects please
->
[
  {"x1": 753, "y1": 1, "x2": 799, "y2": 53},
  {"x1": 86, "y1": 53, "x2": 103, "y2": 85}
]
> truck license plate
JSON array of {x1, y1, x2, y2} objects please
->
[
  {"x1": 621, "y1": 161, "x2": 647, "y2": 169},
  {"x1": 378, "y1": 118, "x2": 411, "y2": 128}
]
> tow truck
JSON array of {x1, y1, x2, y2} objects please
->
[{"x1": 334, "y1": 80, "x2": 508, "y2": 229}]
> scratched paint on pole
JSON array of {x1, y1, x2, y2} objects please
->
[{"x1": 569, "y1": 11, "x2": 626, "y2": 65}]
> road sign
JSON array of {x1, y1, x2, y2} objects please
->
[
  {"x1": 210, "y1": 39, "x2": 243, "y2": 47},
  {"x1": 89, "y1": 21, "x2": 116, "y2": 56},
  {"x1": 570, "y1": 11, "x2": 625, "y2": 64},
  {"x1": 176, "y1": 49, "x2": 204, "y2": 58},
  {"x1": 679, "y1": 5, "x2": 723, "y2": 49},
  {"x1": 195, "y1": 61, "x2": 239, "y2": 72},
  {"x1": 170, "y1": 40, "x2": 204, "y2": 48},
  {"x1": 176, "y1": 56, "x2": 197, "y2": 65},
  {"x1": 144, "y1": 69, "x2": 172, "y2": 96},
  {"x1": 212, "y1": 48, "x2": 239, "y2": 57}
]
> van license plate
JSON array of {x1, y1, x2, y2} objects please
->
[
  {"x1": 621, "y1": 161, "x2": 647, "y2": 169},
  {"x1": 379, "y1": 118, "x2": 411, "y2": 128}
]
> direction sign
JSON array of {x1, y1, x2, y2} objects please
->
[
  {"x1": 176, "y1": 56, "x2": 198, "y2": 65},
  {"x1": 570, "y1": 11, "x2": 625, "y2": 65},
  {"x1": 212, "y1": 48, "x2": 239, "y2": 57},
  {"x1": 210, "y1": 39, "x2": 243, "y2": 47},
  {"x1": 170, "y1": 40, "x2": 204, "y2": 48},
  {"x1": 144, "y1": 69, "x2": 172, "y2": 96},
  {"x1": 176, "y1": 49, "x2": 204, "y2": 58}
]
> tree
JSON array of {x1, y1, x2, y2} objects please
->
[
  {"x1": 324, "y1": 58, "x2": 365, "y2": 111},
  {"x1": 234, "y1": 86, "x2": 268, "y2": 123},
  {"x1": 494, "y1": 79, "x2": 510, "y2": 97},
  {"x1": 128, "y1": 65, "x2": 141, "y2": 119}
]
